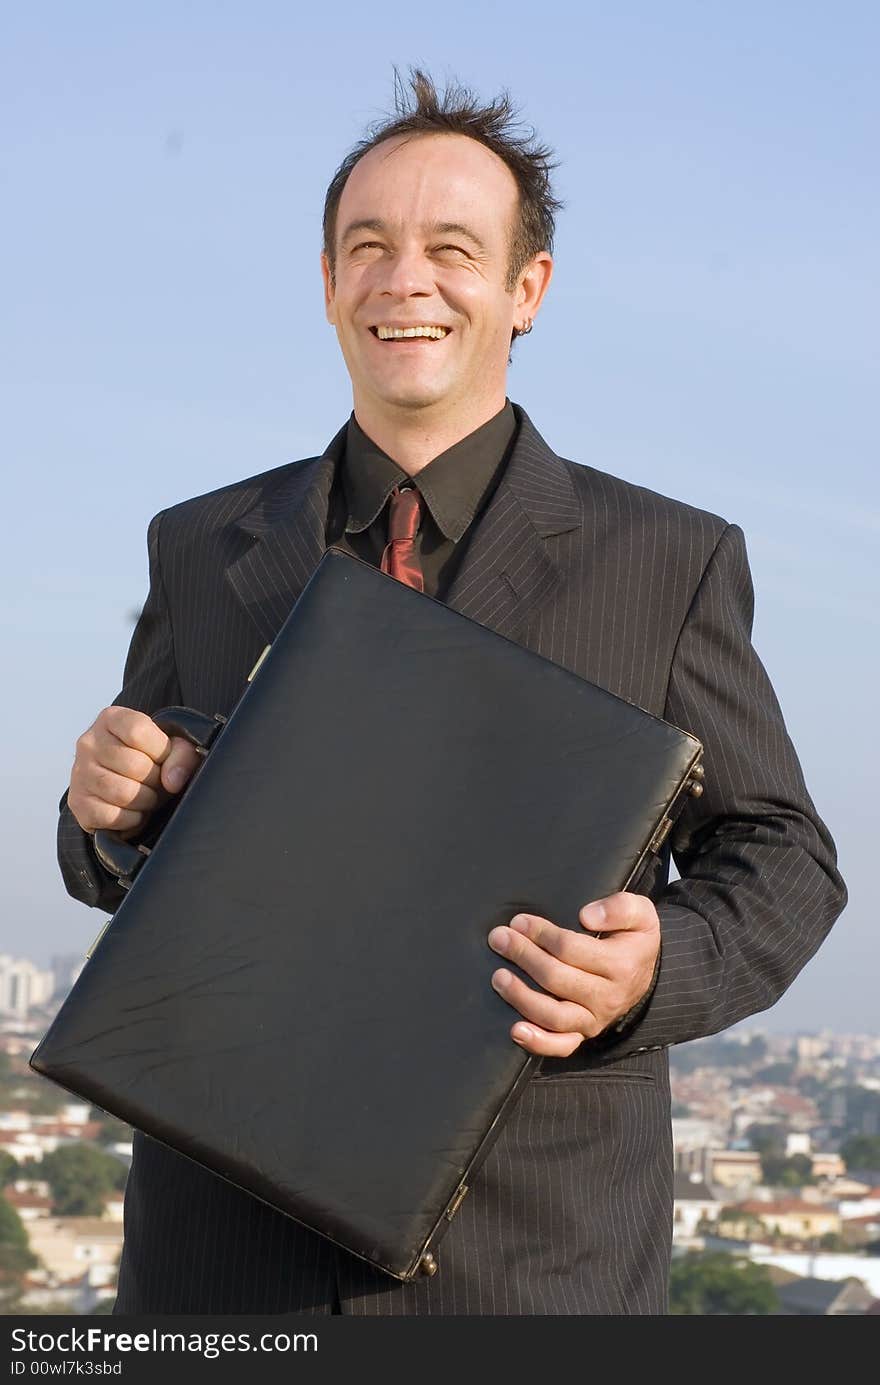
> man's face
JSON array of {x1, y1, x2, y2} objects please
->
[{"x1": 322, "y1": 133, "x2": 528, "y2": 420}]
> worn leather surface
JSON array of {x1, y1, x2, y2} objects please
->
[{"x1": 33, "y1": 549, "x2": 699, "y2": 1279}]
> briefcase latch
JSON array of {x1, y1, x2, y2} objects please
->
[
  {"x1": 686, "y1": 761, "x2": 705, "y2": 797},
  {"x1": 247, "y1": 644, "x2": 272, "y2": 682}
]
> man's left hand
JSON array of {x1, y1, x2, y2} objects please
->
[{"x1": 487, "y1": 893, "x2": 660, "y2": 1057}]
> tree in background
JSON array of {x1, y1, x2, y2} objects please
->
[
  {"x1": 669, "y1": 1252, "x2": 778, "y2": 1315},
  {"x1": 819, "y1": 1232, "x2": 844, "y2": 1251},
  {"x1": 40, "y1": 1144, "x2": 127, "y2": 1217},
  {"x1": 747, "y1": 1123, "x2": 787, "y2": 1157},
  {"x1": 745, "y1": 1124, "x2": 814, "y2": 1187},
  {"x1": 760, "y1": 1152, "x2": 815, "y2": 1188},
  {"x1": 0, "y1": 1152, "x2": 19, "y2": 1187},
  {"x1": 87, "y1": 1107, "x2": 132, "y2": 1149},
  {"x1": 840, "y1": 1134, "x2": 880, "y2": 1172},
  {"x1": 0, "y1": 1197, "x2": 38, "y2": 1309}
]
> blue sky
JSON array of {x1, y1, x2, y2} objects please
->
[{"x1": 2, "y1": 3, "x2": 877, "y2": 1032}]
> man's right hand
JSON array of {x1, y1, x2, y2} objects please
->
[{"x1": 67, "y1": 706, "x2": 201, "y2": 840}]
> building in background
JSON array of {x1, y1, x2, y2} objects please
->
[
  {"x1": 51, "y1": 954, "x2": 84, "y2": 1000},
  {"x1": 0, "y1": 955, "x2": 54, "y2": 1018}
]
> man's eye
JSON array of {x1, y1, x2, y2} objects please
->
[
  {"x1": 436, "y1": 244, "x2": 468, "y2": 256},
  {"x1": 352, "y1": 241, "x2": 383, "y2": 252}
]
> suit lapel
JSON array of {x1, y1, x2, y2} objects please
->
[
  {"x1": 225, "y1": 407, "x2": 581, "y2": 647},
  {"x1": 444, "y1": 407, "x2": 581, "y2": 644},
  {"x1": 225, "y1": 426, "x2": 345, "y2": 645}
]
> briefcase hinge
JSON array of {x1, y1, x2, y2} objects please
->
[
  {"x1": 648, "y1": 816, "x2": 673, "y2": 855},
  {"x1": 445, "y1": 1183, "x2": 469, "y2": 1221}
]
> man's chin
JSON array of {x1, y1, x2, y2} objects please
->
[{"x1": 373, "y1": 383, "x2": 451, "y2": 412}]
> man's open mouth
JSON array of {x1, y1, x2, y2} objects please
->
[{"x1": 369, "y1": 325, "x2": 451, "y2": 341}]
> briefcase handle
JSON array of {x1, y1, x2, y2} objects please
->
[{"x1": 93, "y1": 705, "x2": 227, "y2": 889}]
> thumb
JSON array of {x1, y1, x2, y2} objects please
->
[
  {"x1": 159, "y1": 736, "x2": 200, "y2": 794},
  {"x1": 579, "y1": 893, "x2": 658, "y2": 935}
]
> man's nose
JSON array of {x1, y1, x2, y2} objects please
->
[{"x1": 380, "y1": 247, "x2": 433, "y2": 299}]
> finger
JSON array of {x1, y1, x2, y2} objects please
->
[
  {"x1": 78, "y1": 798, "x2": 148, "y2": 835},
  {"x1": 491, "y1": 967, "x2": 604, "y2": 1039},
  {"x1": 579, "y1": 892, "x2": 658, "y2": 935},
  {"x1": 92, "y1": 738, "x2": 164, "y2": 790},
  {"x1": 159, "y1": 737, "x2": 200, "y2": 794},
  {"x1": 99, "y1": 707, "x2": 172, "y2": 764},
  {"x1": 509, "y1": 1022, "x2": 586, "y2": 1059},
  {"x1": 493, "y1": 914, "x2": 613, "y2": 979},
  {"x1": 81, "y1": 765, "x2": 161, "y2": 815},
  {"x1": 488, "y1": 923, "x2": 607, "y2": 997}
]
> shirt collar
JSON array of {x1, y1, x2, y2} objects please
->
[{"x1": 342, "y1": 401, "x2": 517, "y2": 541}]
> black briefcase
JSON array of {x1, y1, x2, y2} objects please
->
[{"x1": 32, "y1": 549, "x2": 703, "y2": 1280}]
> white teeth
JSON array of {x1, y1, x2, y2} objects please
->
[{"x1": 375, "y1": 325, "x2": 449, "y2": 340}]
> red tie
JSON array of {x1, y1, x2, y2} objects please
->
[{"x1": 380, "y1": 485, "x2": 425, "y2": 592}]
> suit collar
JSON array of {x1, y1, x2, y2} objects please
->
[
  {"x1": 343, "y1": 401, "x2": 517, "y2": 542},
  {"x1": 226, "y1": 404, "x2": 581, "y2": 647}
]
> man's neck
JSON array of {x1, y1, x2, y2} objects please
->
[{"x1": 351, "y1": 394, "x2": 508, "y2": 475}]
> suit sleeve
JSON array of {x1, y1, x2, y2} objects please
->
[
  {"x1": 607, "y1": 521, "x2": 846, "y2": 1054},
  {"x1": 57, "y1": 510, "x2": 182, "y2": 914}
]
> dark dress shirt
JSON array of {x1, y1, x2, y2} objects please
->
[{"x1": 325, "y1": 401, "x2": 517, "y2": 600}]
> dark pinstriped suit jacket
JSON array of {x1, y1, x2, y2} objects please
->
[{"x1": 57, "y1": 404, "x2": 846, "y2": 1315}]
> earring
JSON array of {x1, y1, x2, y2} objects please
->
[{"x1": 517, "y1": 317, "x2": 534, "y2": 336}]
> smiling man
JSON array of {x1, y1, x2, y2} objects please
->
[
  {"x1": 322, "y1": 131, "x2": 550, "y2": 465},
  {"x1": 58, "y1": 71, "x2": 846, "y2": 1315}
]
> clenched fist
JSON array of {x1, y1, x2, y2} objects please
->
[{"x1": 67, "y1": 706, "x2": 201, "y2": 840}]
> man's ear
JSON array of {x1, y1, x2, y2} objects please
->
[
  {"x1": 321, "y1": 251, "x2": 336, "y2": 325},
  {"x1": 515, "y1": 252, "x2": 553, "y2": 326}
]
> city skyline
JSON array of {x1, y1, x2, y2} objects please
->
[{"x1": 4, "y1": 1010, "x2": 879, "y2": 1312}]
